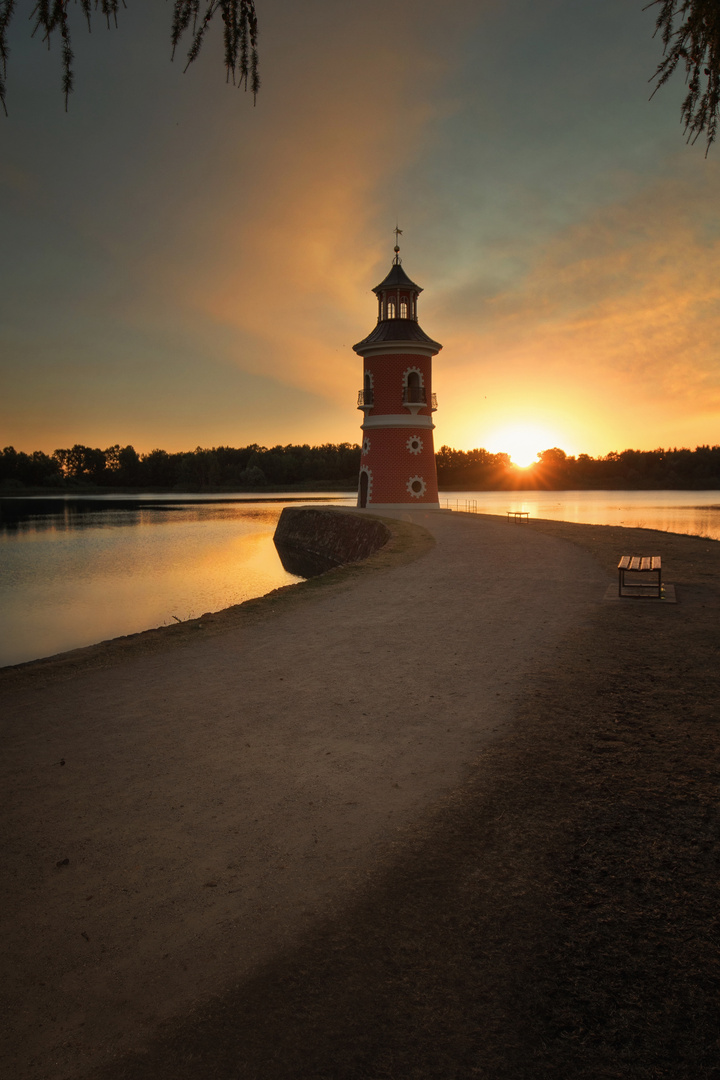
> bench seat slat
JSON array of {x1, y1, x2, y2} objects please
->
[{"x1": 618, "y1": 555, "x2": 662, "y2": 571}]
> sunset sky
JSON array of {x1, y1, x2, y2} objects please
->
[{"x1": 1, "y1": 0, "x2": 719, "y2": 463}]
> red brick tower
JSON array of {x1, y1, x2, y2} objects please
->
[{"x1": 354, "y1": 237, "x2": 442, "y2": 509}]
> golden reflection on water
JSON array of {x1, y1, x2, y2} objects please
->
[
  {"x1": 442, "y1": 491, "x2": 720, "y2": 542},
  {"x1": 0, "y1": 505, "x2": 303, "y2": 667}
]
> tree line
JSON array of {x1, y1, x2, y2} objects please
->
[
  {"x1": 435, "y1": 445, "x2": 720, "y2": 490},
  {"x1": 0, "y1": 442, "x2": 361, "y2": 490},
  {"x1": 1, "y1": 442, "x2": 720, "y2": 492}
]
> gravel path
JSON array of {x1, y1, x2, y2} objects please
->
[{"x1": 2, "y1": 509, "x2": 718, "y2": 1079}]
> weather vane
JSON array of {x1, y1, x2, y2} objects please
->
[{"x1": 393, "y1": 224, "x2": 403, "y2": 263}]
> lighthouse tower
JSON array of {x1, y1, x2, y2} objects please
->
[{"x1": 354, "y1": 236, "x2": 442, "y2": 509}]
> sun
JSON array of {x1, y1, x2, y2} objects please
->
[{"x1": 486, "y1": 423, "x2": 564, "y2": 469}]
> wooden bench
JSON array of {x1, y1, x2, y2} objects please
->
[
  {"x1": 507, "y1": 511, "x2": 529, "y2": 522},
  {"x1": 618, "y1": 555, "x2": 662, "y2": 599}
]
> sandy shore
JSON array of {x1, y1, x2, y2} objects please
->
[{"x1": 2, "y1": 509, "x2": 719, "y2": 1079}]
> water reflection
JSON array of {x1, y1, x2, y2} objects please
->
[
  {"x1": 0, "y1": 499, "x2": 342, "y2": 667},
  {"x1": 442, "y1": 490, "x2": 720, "y2": 542},
  {"x1": 273, "y1": 540, "x2": 341, "y2": 578},
  {"x1": 0, "y1": 498, "x2": 304, "y2": 536},
  {"x1": 2, "y1": 490, "x2": 719, "y2": 668}
]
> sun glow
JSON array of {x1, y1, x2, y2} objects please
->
[{"x1": 486, "y1": 424, "x2": 566, "y2": 469}]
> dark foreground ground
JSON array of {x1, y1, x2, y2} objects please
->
[{"x1": 74, "y1": 518, "x2": 720, "y2": 1080}]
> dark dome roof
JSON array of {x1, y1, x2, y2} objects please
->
[
  {"x1": 353, "y1": 318, "x2": 442, "y2": 354},
  {"x1": 372, "y1": 262, "x2": 423, "y2": 295}
]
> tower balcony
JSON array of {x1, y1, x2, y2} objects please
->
[
  {"x1": 357, "y1": 389, "x2": 438, "y2": 413},
  {"x1": 402, "y1": 388, "x2": 438, "y2": 412}
]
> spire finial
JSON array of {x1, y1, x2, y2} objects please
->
[{"x1": 393, "y1": 224, "x2": 403, "y2": 264}]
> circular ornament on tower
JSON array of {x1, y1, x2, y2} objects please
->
[{"x1": 406, "y1": 475, "x2": 427, "y2": 498}]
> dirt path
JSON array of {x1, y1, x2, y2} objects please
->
[{"x1": 2, "y1": 510, "x2": 719, "y2": 1079}]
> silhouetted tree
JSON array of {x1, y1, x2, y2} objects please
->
[
  {"x1": 104, "y1": 443, "x2": 141, "y2": 485},
  {"x1": 649, "y1": 0, "x2": 720, "y2": 152},
  {"x1": 117, "y1": 444, "x2": 141, "y2": 485},
  {"x1": 0, "y1": 0, "x2": 258, "y2": 115},
  {"x1": 136, "y1": 448, "x2": 172, "y2": 487},
  {"x1": 537, "y1": 447, "x2": 567, "y2": 468},
  {"x1": 53, "y1": 444, "x2": 106, "y2": 483},
  {"x1": 239, "y1": 464, "x2": 267, "y2": 487},
  {"x1": 435, "y1": 445, "x2": 514, "y2": 489},
  {"x1": 0, "y1": 445, "x2": 61, "y2": 486}
]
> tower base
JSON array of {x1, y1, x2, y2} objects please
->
[{"x1": 355, "y1": 502, "x2": 441, "y2": 511}]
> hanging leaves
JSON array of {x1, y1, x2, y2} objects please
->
[
  {"x1": 0, "y1": 0, "x2": 259, "y2": 115},
  {"x1": 171, "y1": 1, "x2": 258, "y2": 93},
  {"x1": 0, "y1": 0, "x2": 19, "y2": 115},
  {"x1": 648, "y1": 0, "x2": 720, "y2": 153}
]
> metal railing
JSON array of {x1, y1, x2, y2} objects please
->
[
  {"x1": 357, "y1": 388, "x2": 438, "y2": 410},
  {"x1": 443, "y1": 498, "x2": 478, "y2": 513},
  {"x1": 402, "y1": 387, "x2": 426, "y2": 405}
]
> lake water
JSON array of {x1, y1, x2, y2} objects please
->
[
  {"x1": 0, "y1": 495, "x2": 354, "y2": 668},
  {"x1": 442, "y1": 489, "x2": 720, "y2": 540},
  {"x1": 1, "y1": 490, "x2": 718, "y2": 668}
]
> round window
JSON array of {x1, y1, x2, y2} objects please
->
[{"x1": 411, "y1": 480, "x2": 423, "y2": 493}]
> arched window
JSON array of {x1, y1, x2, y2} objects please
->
[
  {"x1": 387, "y1": 298, "x2": 396, "y2": 319},
  {"x1": 363, "y1": 371, "x2": 373, "y2": 405},
  {"x1": 405, "y1": 369, "x2": 424, "y2": 404},
  {"x1": 400, "y1": 297, "x2": 408, "y2": 318}
]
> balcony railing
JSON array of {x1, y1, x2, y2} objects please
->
[
  {"x1": 357, "y1": 389, "x2": 437, "y2": 411},
  {"x1": 402, "y1": 389, "x2": 438, "y2": 410}
]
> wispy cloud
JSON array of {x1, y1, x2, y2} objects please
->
[
  {"x1": 434, "y1": 159, "x2": 720, "y2": 453},
  {"x1": 136, "y1": 1, "x2": 463, "y2": 404}
]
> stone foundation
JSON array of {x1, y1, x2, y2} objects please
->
[{"x1": 273, "y1": 507, "x2": 391, "y2": 577}]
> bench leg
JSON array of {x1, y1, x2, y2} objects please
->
[{"x1": 618, "y1": 569, "x2": 662, "y2": 599}]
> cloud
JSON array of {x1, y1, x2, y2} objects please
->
[
  {"x1": 127, "y1": 0, "x2": 475, "y2": 407},
  {"x1": 5, "y1": 0, "x2": 716, "y2": 457},
  {"x1": 433, "y1": 157, "x2": 720, "y2": 453}
]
